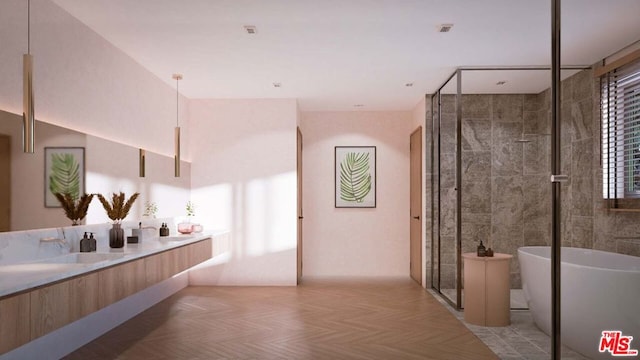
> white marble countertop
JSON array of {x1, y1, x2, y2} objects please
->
[{"x1": 0, "y1": 231, "x2": 223, "y2": 298}]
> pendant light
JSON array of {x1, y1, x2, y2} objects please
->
[
  {"x1": 23, "y1": 0, "x2": 35, "y2": 153},
  {"x1": 172, "y1": 74, "x2": 182, "y2": 177},
  {"x1": 139, "y1": 149, "x2": 146, "y2": 177}
]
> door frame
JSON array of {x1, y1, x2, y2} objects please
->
[{"x1": 409, "y1": 126, "x2": 423, "y2": 285}]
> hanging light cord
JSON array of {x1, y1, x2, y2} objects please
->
[
  {"x1": 176, "y1": 77, "x2": 179, "y2": 126},
  {"x1": 27, "y1": 0, "x2": 30, "y2": 54}
]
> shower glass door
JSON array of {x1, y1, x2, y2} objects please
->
[{"x1": 432, "y1": 71, "x2": 461, "y2": 308}]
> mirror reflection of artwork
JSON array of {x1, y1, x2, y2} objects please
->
[
  {"x1": 335, "y1": 146, "x2": 376, "y2": 208},
  {"x1": 45, "y1": 147, "x2": 85, "y2": 207}
]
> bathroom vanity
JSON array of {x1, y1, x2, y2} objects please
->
[{"x1": 0, "y1": 233, "x2": 214, "y2": 355}]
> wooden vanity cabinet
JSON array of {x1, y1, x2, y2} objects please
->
[{"x1": 0, "y1": 237, "x2": 212, "y2": 355}]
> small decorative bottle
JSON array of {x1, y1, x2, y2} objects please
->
[
  {"x1": 160, "y1": 223, "x2": 170, "y2": 237},
  {"x1": 486, "y1": 247, "x2": 494, "y2": 257},
  {"x1": 80, "y1": 232, "x2": 91, "y2": 252},
  {"x1": 477, "y1": 240, "x2": 486, "y2": 257},
  {"x1": 89, "y1": 233, "x2": 97, "y2": 252}
]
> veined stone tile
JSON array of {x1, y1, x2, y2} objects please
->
[
  {"x1": 561, "y1": 103, "x2": 574, "y2": 146},
  {"x1": 462, "y1": 178, "x2": 491, "y2": 213},
  {"x1": 492, "y1": 120, "x2": 523, "y2": 142},
  {"x1": 571, "y1": 98, "x2": 593, "y2": 141},
  {"x1": 571, "y1": 216, "x2": 594, "y2": 249},
  {"x1": 461, "y1": 214, "x2": 491, "y2": 247},
  {"x1": 523, "y1": 175, "x2": 551, "y2": 247},
  {"x1": 492, "y1": 176, "x2": 524, "y2": 219},
  {"x1": 493, "y1": 94, "x2": 524, "y2": 122},
  {"x1": 562, "y1": 144, "x2": 572, "y2": 177},
  {"x1": 462, "y1": 94, "x2": 492, "y2": 118},
  {"x1": 613, "y1": 212, "x2": 640, "y2": 236},
  {"x1": 441, "y1": 94, "x2": 457, "y2": 114},
  {"x1": 571, "y1": 176, "x2": 593, "y2": 216},
  {"x1": 524, "y1": 94, "x2": 540, "y2": 112},
  {"x1": 523, "y1": 136, "x2": 550, "y2": 175},
  {"x1": 462, "y1": 119, "x2": 491, "y2": 151},
  {"x1": 492, "y1": 142, "x2": 523, "y2": 177},
  {"x1": 571, "y1": 68, "x2": 594, "y2": 101},
  {"x1": 463, "y1": 151, "x2": 491, "y2": 179},
  {"x1": 492, "y1": 122, "x2": 523, "y2": 176},
  {"x1": 510, "y1": 272, "x2": 522, "y2": 289},
  {"x1": 523, "y1": 111, "x2": 548, "y2": 137},
  {"x1": 616, "y1": 238, "x2": 640, "y2": 257},
  {"x1": 571, "y1": 138, "x2": 593, "y2": 178},
  {"x1": 440, "y1": 114, "x2": 457, "y2": 154},
  {"x1": 561, "y1": 74, "x2": 573, "y2": 103},
  {"x1": 524, "y1": 227, "x2": 550, "y2": 246}
]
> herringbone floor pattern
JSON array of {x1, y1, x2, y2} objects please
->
[{"x1": 65, "y1": 278, "x2": 498, "y2": 359}]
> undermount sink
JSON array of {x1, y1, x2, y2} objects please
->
[{"x1": 36, "y1": 252, "x2": 125, "y2": 264}]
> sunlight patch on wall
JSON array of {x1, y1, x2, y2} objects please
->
[{"x1": 192, "y1": 171, "x2": 297, "y2": 259}]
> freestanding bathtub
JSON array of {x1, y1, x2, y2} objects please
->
[{"x1": 518, "y1": 246, "x2": 640, "y2": 360}]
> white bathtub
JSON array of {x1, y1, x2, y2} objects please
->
[{"x1": 518, "y1": 246, "x2": 640, "y2": 360}]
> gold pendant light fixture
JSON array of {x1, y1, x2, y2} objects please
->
[
  {"x1": 139, "y1": 148, "x2": 146, "y2": 177},
  {"x1": 172, "y1": 74, "x2": 182, "y2": 177},
  {"x1": 23, "y1": 0, "x2": 35, "y2": 153}
]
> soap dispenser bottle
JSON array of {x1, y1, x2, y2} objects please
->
[
  {"x1": 80, "y1": 232, "x2": 91, "y2": 252},
  {"x1": 89, "y1": 233, "x2": 97, "y2": 252},
  {"x1": 160, "y1": 223, "x2": 169, "y2": 237},
  {"x1": 477, "y1": 240, "x2": 486, "y2": 257}
]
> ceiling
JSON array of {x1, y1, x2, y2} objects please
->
[{"x1": 52, "y1": 0, "x2": 640, "y2": 111}]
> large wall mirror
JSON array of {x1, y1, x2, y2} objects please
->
[{"x1": 0, "y1": 109, "x2": 191, "y2": 232}]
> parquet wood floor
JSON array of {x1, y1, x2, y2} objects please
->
[{"x1": 65, "y1": 278, "x2": 498, "y2": 359}]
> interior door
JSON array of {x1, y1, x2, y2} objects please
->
[
  {"x1": 410, "y1": 127, "x2": 422, "y2": 284},
  {"x1": 297, "y1": 128, "x2": 303, "y2": 284}
]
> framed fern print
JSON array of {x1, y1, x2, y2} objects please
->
[
  {"x1": 44, "y1": 147, "x2": 85, "y2": 208},
  {"x1": 335, "y1": 146, "x2": 376, "y2": 208}
]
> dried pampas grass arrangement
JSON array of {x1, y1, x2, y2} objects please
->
[
  {"x1": 97, "y1": 192, "x2": 140, "y2": 223},
  {"x1": 54, "y1": 192, "x2": 94, "y2": 226}
]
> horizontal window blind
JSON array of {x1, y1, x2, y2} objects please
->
[{"x1": 602, "y1": 58, "x2": 640, "y2": 200}]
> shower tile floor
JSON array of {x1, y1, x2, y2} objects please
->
[
  {"x1": 440, "y1": 289, "x2": 528, "y2": 309},
  {"x1": 430, "y1": 289, "x2": 588, "y2": 360}
]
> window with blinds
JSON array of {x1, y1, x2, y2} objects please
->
[{"x1": 601, "y1": 58, "x2": 640, "y2": 201}]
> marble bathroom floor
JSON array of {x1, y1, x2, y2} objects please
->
[{"x1": 430, "y1": 289, "x2": 588, "y2": 360}]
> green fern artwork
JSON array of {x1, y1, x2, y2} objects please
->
[
  {"x1": 339, "y1": 152, "x2": 372, "y2": 203},
  {"x1": 49, "y1": 153, "x2": 81, "y2": 201}
]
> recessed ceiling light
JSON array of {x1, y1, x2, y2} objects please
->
[
  {"x1": 244, "y1": 25, "x2": 257, "y2": 34},
  {"x1": 272, "y1": 82, "x2": 282, "y2": 88},
  {"x1": 405, "y1": 82, "x2": 414, "y2": 87},
  {"x1": 496, "y1": 81, "x2": 507, "y2": 85},
  {"x1": 438, "y1": 23, "x2": 453, "y2": 33}
]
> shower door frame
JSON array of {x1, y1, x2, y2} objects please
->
[{"x1": 429, "y1": 66, "x2": 590, "y2": 311}]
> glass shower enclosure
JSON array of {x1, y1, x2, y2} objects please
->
[{"x1": 429, "y1": 67, "x2": 586, "y2": 310}]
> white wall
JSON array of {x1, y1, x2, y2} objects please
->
[
  {"x1": 188, "y1": 99, "x2": 298, "y2": 285},
  {"x1": 0, "y1": 0, "x2": 193, "y2": 231},
  {"x1": 300, "y1": 111, "x2": 413, "y2": 277},
  {"x1": 0, "y1": 0, "x2": 189, "y2": 160}
]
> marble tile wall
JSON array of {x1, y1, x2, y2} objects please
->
[
  {"x1": 434, "y1": 91, "x2": 557, "y2": 288},
  {"x1": 438, "y1": 94, "x2": 458, "y2": 289},
  {"x1": 429, "y1": 67, "x2": 640, "y2": 295}
]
